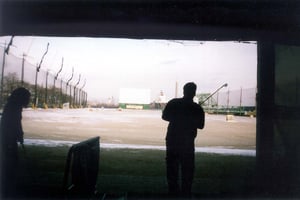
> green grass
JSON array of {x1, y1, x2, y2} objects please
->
[{"x1": 15, "y1": 145, "x2": 256, "y2": 199}]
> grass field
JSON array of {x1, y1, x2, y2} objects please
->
[{"x1": 16, "y1": 146, "x2": 256, "y2": 199}]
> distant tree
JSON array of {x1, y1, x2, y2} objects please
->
[{"x1": 2, "y1": 73, "x2": 20, "y2": 102}]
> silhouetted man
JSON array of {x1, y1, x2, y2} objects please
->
[
  {"x1": 162, "y1": 82, "x2": 205, "y2": 197},
  {"x1": 0, "y1": 87, "x2": 31, "y2": 198}
]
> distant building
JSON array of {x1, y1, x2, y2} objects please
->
[{"x1": 119, "y1": 88, "x2": 151, "y2": 109}]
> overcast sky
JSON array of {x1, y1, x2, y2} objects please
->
[{"x1": 0, "y1": 36, "x2": 257, "y2": 103}]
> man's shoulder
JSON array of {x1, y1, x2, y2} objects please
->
[
  {"x1": 192, "y1": 101, "x2": 202, "y2": 107},
  {"x1": 191, "y1": 102, "x2": 204, "y2": 111},
  {"x1": 167, "y1": 98, "x2": 182, "y2": 104}
]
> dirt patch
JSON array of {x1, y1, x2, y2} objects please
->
[{"x1": 22, "y1": 108, "x2": 256, "y2": 149}]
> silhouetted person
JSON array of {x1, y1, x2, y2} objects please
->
[
  {"x1": 162, "y1": 82, "x2": 205, "y2": 197},
  {"x1": 0, "y1": 87, "x2": 31, "y2": 198}
]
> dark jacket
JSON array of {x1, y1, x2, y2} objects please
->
[
  {"x1": 1, "y1": 102, "x2": 24, "y2": 157},
  {"x1": 162, "y1": 97, "x2": 205, "y2": 151}
]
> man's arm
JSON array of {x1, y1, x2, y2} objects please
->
[
  {"x1": 162, "y1": 104, "x2": 170, "y2": 121},
  {"x1": 162, "y1": 100, "x2": 174, "y2": 122},
  {"x1": 16, "y1": 112, "x2": 24, "y2": 144},
  {"x1": 197, "y1": 107, "x2": 205, "y2": 129}
]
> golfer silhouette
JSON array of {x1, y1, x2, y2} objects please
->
[
  {"x1": 162, "y1": 82, "x2": 205, "y2": 197},
  {"x1": 0, "y1": 87, "x2": 31, "y2": 198}
]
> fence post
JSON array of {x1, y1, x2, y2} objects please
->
[
  {"x1": 69, "y1": 85, "x2": 72, "y2": 108},
  {"x1": 21, "y1": 54, "x2": 25, "y2": 86},
  {"x1": 54, "y1": 58, "x2": 63, "y2": 108},
  {"x1": 34, "y1": 43, "x2": 49, "y2": 108},
  {"x1": 45, "y1": 70, "x2": 49, "y2": 108},
  {"x1": 239, "y1": 87, "x2": 243, "y2": 115},
  {"x1": 80, "y1": 79, "x2": 86, "y2": 108},
  {"x1": 226, "y1": 89, "x2": 230, "y2": 111},
  {"x1": 66, "y1": 68, "x2": 74, "y2": 108},
  {"x1": 34, "y1": 64, "x2": 39, "y2": 108},
  {"x1": 0, "y1": 43, "x2": 6, "y2": 108},
  {"x1": 60, "y1": 79, "x2": 63, "y2": 107},
  {"x1": 73, "y1": 74, "x2": 81, "y2": 108}
]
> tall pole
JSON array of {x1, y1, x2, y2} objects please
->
[
  {"x1": 73, "y1": 74, "x2": 81, "y2": 108},
  {"x1": 0, "y1": 37, "x2": 14, "y2": 107},
  {"x1": 21, "y1": 38, "x2": 34, "y2": 87},
  {"x1": 66, "y1": 67, "x2": 74, "y2": 108},
  {"x1": 79, "y1": 79, "x2": 86, "y2": 107},
  {"x1": 227, "y1": 89, "x2": 230, "y2": 112},
  {"x1": 69, "y1": 84, "x2": 73, "y2": 108},
  {"x1": 239, "y1": 87, "x2": 243, "y2": 115},
  {"x1": 45, "y1": 70, "x2": 49, "y2": 108},
  {"x1": 216, "y1": 92, "x2": 219, "y2": 114},
  {"x1": 84, "y1": 92, "x2": 88, "y2": 107},
  {"x1": 54, "y1": 57, "x2": 63, "y2": 107},
  {"x1": 60, "y1": 79, "x2": 63, "y2": 107},
  {"x1": 21, "y1": 54, "x2": 25, "y2": 86},
  {"x1": 34, "y1": 42, "x2": 49, "y2": 108},
  {"x1": 0, "y1": 42, "x2": 7, "y2": 107},
  {"x1": 54, "y1": 58, "x2": 63, "y2": 89},
  {"x1": 34, "y1": 64, "x2": 39, "y2": 107}
]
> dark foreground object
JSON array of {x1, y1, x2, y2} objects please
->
[
  {"x1": 63, "y1": 136, "x2": 100, "y2": 198},
  {"x1": 12, "y1": 146, "x2": 299, "y2": 199}
]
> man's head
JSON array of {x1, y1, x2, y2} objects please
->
[
  {"x1": 183, "y1": 82, "x2": 197, "y2": 100},
  {"x1": 8, "y1": 87, "x2": 31, "y2": 107}
]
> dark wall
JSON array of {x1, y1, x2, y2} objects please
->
[{"x1": 1, "y1": 0, "x2": 300, "y2": 42}]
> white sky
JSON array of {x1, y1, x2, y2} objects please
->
[{"x1": 0, "y1": 36, "x2": 257, "y2": 103}]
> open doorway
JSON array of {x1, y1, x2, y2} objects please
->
[
  {"x1": 0, "y1": 36, "x2": 257, "y2": 154},
  {"x1": 0, "y1": 36, "x2": 258, "y2": 198}
]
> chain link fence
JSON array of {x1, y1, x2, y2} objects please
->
[{"x1": 0, "y1": 46, "x2": 88, "y2": 109}]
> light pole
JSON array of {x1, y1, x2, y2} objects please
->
[
  {"x1": 0, "y1": 36, "x2": 14, "y2": 107},
  {"x1": 0, "y1": 41, "x2": 7, "y2": 108},
  {"x1": 79, "y1": 79, "x2": 86, "y2": 107},
  {"x1": 66, "y1": 67, "x2": 74, "y2": 108},
  {"x1": 34, "y1": 42, "x2": 49, "y2": 108},
  {"x1": 45, "y1": 70, "x2": 49, "y2": 108},
  {"x1": 239, "y1": 87, "x2": 243, "y2": 115},
  {"x1": 53, "y1": 57, "x2": 63, "y2": 107},
  {"x1": 73, "y1": 74, "x2": 81, "y2": 108},
  {"x1": 21, "y1": 38, "x2": 34, "y2": 87},
  {"x1": 21, "y1": 54, "x2": 25, "y2": 86}
]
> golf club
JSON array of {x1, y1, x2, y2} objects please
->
[{"x1": 199, "y1": 83, "x2": 228, "y2": 105}]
